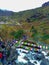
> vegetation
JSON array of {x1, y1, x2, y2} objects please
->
[
  {"x1": 0, "y1": 2, "x2": 49, "y2": 44},
  {"x1": 10, "y1": 29, "x2": 24, "y2": 40}
]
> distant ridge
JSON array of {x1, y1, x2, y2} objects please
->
[
  {"x1": 42, "y1": 1, "x2": 49, "y2": 7},
  {"x1": 0, "y1": 9, "x2": 13, "y2": 16},
  {"x1": 0, "y1": 1, "x2": 49, "y2": 16}
]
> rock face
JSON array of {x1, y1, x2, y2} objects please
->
[{"x1": 42, "y1": 1, "x2": 49, "y2": 7}]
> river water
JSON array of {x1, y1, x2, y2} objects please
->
[{"x1": 14, "y1": 48, "x2": 49, "y2": 65}]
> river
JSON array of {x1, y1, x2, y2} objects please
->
[{"x1": 13, "y1": 48, "x2": 49, "y2": 65}]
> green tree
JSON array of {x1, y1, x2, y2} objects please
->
[
  {"x1": 30, "y1": 26, "x2": 38, "y2": 41},
  {"x1": 11, "y1": 29, "x2": 24, "y2": 40}
]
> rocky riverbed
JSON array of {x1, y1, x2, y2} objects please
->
[
  {"x1": 13, "y1": 48, "x2": 49, "y2": 65},
  {"x1": 0, "y1": 43, "x2": 49, "y2": 65}
]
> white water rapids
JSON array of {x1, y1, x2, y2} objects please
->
[{"x1": 15, "y1": 48, "x2": 49, "y2": 65}]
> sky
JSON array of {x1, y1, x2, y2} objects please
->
[{"x1": 0, "y1": 0, "x2": 49, "y2": 12}]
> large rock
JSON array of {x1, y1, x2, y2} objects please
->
[
  {"x1": 35, "y1": 53, "x2": 45, "y2": 61},
  {"x1": 28, "y1": 62, "x2": 34, "y2": 65},
  {"x1": 40, "y1": 59, "x2": 49, "y2": 65}
]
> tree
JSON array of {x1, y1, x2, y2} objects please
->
[
  {"x1": 11, "y1": 29, "x2": 24, "y2": 40},
  {"x1": 30, "y1": 26, "x2": 38, "y2": 41}
]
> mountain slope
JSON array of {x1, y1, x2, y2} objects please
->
[{"x1": 0, "y1": 2, "x2": 49, "y2": 44}]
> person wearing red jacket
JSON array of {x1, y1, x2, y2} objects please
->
[
  {"x1": 0, "y1": 51, "x2": 7, "y2": 65},
  {"x1": 0, "y1": 52, "x2": 3, "y2": 64},
  {"x1": 0, "y1": 52, "x2": 3, "y2": 59}
]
